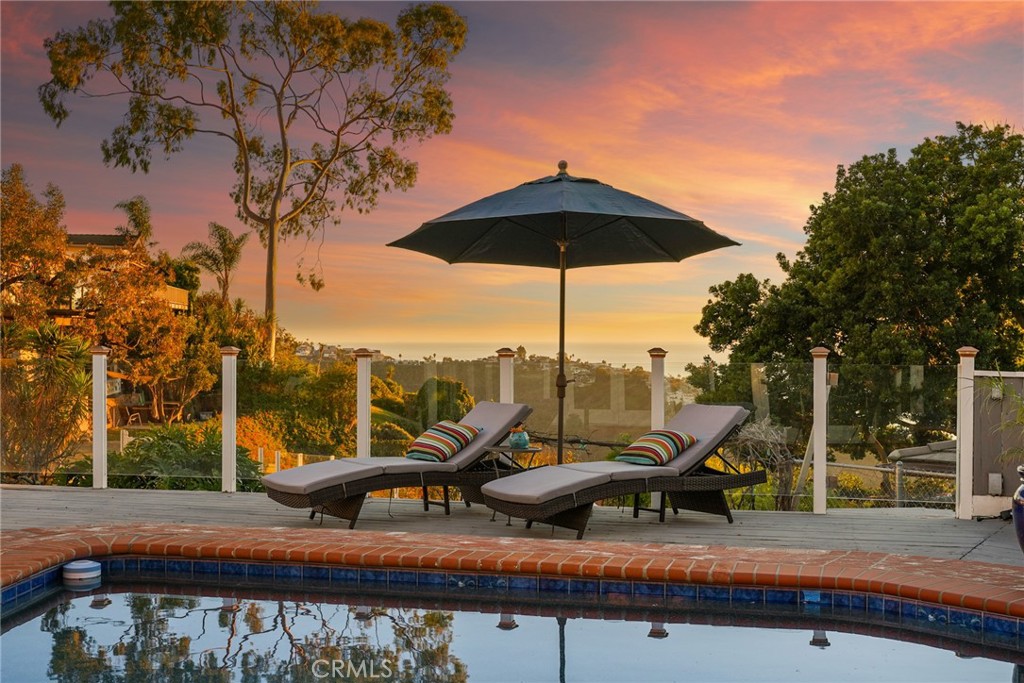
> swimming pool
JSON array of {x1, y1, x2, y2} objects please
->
[{"x1": 2, "y1": 566, "x2": 1020, "y2": 682}]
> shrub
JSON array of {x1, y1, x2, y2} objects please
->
[
  {"x1": 371, "y1": 421, "x2": 415, "y2": 457},
  {"x1": 57, "y1": 422, "x2": 260, "y2": 491},
  {"x1": 0, "y1": 323, "x2": 91, "y2": 481}
]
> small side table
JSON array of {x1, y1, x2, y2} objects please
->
[
  {"x1": 482, "y1": 445, "x2": 542, "y2": 472},
  {"x1": 482, "y1": 445, "x2": 542, "y2": 524}
]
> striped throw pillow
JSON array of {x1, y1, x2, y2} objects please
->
[
  {"x1": 615, "y1": 430, "x2": 697, "y2": 466},
  {"x1": 406, "y1": 420, "x2": 481, "y2": 462}
]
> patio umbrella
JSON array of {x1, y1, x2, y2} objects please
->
[{"x1": 388, "y1": 161, "x2": 739, "y2": 463}]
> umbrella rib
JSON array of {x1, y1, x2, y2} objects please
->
[
  {"x1": 573, "y1": 215, "x2": 680, "y2": 260},
  {"x1": 445, "y1": 215, "x2": 563, "y2": 263}
]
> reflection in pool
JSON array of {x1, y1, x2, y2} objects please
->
[{"x1": 0, "y1": 585, "x2": 1017, "y2": 682}]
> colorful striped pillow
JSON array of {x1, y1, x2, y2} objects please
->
[
  {"x1": 614, "y1": 430, "x2": 697, "y2": 466},
  {"x1": 406, "y1": 420, "x2": 481, "y2": 462}
]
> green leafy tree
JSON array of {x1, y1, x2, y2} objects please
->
[
  {"x1": 696, "y1": 122, "x2": 1024, "y2": 368},
  {"x1": 691, "y1": 123, "x2": 1020, "y2": 463},
  {"x1": 415, "y1": 376, "x2": 474, "y2": 430},
  {"x1": 182, "y1": 222, "x2": 250, "y2": 307},
  {"x1": 40, "y1": 1, "x2": 468, "y2": 361}
]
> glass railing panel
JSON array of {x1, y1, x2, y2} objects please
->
[
  {"x1": 668, "y1": 360, "x2": 814, "y2": 512},
  {"x1": 825, "y1": 364, "x2": 957, "y2": 509},
  {"x1": 512, "y1": 354, "x2": 653, "y2": 467},
  {"x1": 2, "y1": 355, "x2": 95, "y2": 486}
]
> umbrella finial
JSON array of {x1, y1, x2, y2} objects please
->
[{"x1": 557, "y1": 160, "x2": 568, "y2": 174}]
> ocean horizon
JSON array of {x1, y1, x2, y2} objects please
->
[{"x1": 337, "y1": 341, "x2": 724, "y2": 372}]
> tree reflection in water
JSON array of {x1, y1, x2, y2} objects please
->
[{"x1": 37, "y1": 592, "x2": 466, "y2": 682}]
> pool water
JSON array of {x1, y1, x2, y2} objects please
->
[{"x1": 0, "y1": 587, "x2": 1016, "y2": 682}]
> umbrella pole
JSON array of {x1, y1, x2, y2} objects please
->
[{"x1": 556, "y1": 240, "x2": 567, "y2": 465}]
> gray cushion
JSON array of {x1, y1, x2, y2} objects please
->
[
  {"x1": 261, "y1": 459, "x2": 383, "y2": 495},
  {"x1": 374, "y1": 457, "x2": 458, "y2": 474},
  {"x1": 481, "y1": 466, "x2": 610, "y2": 505},
  {"x1": 562, "y1": 461, "x2": 677, "y2": 481},
  {"x1": 661, "y1": 404, "x2": 750, "y2": 473}
]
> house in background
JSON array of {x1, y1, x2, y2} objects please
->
[{"x1": 64, "y1": 233, "x2": 189, "y2": 316}]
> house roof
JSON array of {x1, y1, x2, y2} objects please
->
[{"x1": 67, "y1": 234, "x2": 133, "y2": 247}]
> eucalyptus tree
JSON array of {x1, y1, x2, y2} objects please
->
[
  {"x1": 40, "y1": 1, "x2": 468, "y2": 361},
  {"x1": 183, "y1": 222, "x2": 250, "y2": 306}
]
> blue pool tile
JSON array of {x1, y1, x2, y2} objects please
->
[
  {"x1": 303, "y1": 565, "x2": 330, "y2": 582},
  {"x1": 447, "y1": 574, "x2": 479, "y2": 590},
  {"x1": 765, "y1": 589, "x2": 799, "y2": 606},
  {"x1": 122, "y1": 558, "x2": 139, "y2": 574},
  {"x1": 219, "y1": 562, "x2": 247, "y2": 578},
  {"x1": 359, "y1": 569, "x2": 387, "y2": 584},
  {"x1": 193, "y1": 561, "x2": 219, "y2": 577},
  {"x1": 138, "y1": 558, "x2": 165, "y2": 574},
  {"x1": 2, "y1": 585, "x2": 17, "y2": 606},
  {"x1": 246, "y1": 564, "x2": 274, "y2": 580},
  {"x1": 476, "y1": 574, "x2": 508, "y2": 591},
  {"x1": 507, "y1": 576, "x2": 538, "y2": 593},
  {"x1": 983, "y1": 615, "x2": 1018, "y2": 638},
  {"x1": 601, "y1": 581, "x2": 633, "y2": 596},
  {"x1": 275, "y1": 565, "x2": 303, "y2": 582},
  {"x1": 570, "y1": 579, "x2": 598, "y2": 596},
  {"x1": 883, "y1": 598, "x2": 901, "y2": 623},
  {"x1": 866, "y1": 595, "x2": 885, "y2": 615},
  {"x1": 30, "y1": 573, "x2": 47, "y2": 590},
  {"x1": 105, "y1": 558, "x2": 125, "y2": 574},
  {"x1": 731, "y1": 587, "x2": 764, "y2": 605},
  {"x1": 666, "y1": 584, "x2": 698, "y2": 601},
  {"x1": 388, "y1": 570, "x2": 417, "y2": 585},
  {"x1": 538, "y1": 578, "x2": 568, "y2": 594},
  {"x1": 633, "y1": 582, "x2": 665, "y2": 599},
  {"x1": 901, "y1": 600, "x2": 949, "y2": 630},
  {"x1": 16, "y1": 581, "x2": 33, "y2": 597},
  {"x1": 166, "y1": 560, "x2": 192, "y2": 577},
  {"x1": 833, "y1": 592, "x2": 859, "y2": 610},
  {"x1": 331, "y1": 567, "x2": 359, "y2": 584},
  {"x1": 801, "y1": 590, "x2": 832, "y2": 606},
  {"x1": 416, "y1": 571, "x2": 445, "y2": 588},
  {"x1": 698, "y1": 586, "x2": 731, "y2": 602},
  {"x1": 949, "y1": 609, "x2": 984, "y2": 634}
]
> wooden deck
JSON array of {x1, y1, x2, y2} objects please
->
[{"x1": 2, "y1": 485, "x2": 1019, "y2": 566}]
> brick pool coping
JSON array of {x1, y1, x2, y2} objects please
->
[{"x1": 2, "y1": 524, "x2": 1022, "y2": 618}]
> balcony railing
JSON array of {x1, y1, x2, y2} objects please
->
[{"x1": 4, "y1": 346, "x2": 1020, "y2": 518}]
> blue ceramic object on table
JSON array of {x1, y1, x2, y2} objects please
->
[
  {"x1": 1013, "y1": 465, "x2": 1024, "y2": 556},
  {"x1": 509, "y1": 431, "x2": 529, "y2": 449}
]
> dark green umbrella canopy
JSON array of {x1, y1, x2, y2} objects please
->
[
  {"x1": 389, "y1": 161, "x2": 738, "y2": 268},
  {"x1": 388, "y1": 161, "x2": 739, "y2": 462}
]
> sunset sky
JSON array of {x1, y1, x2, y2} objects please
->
[{"x1": 2, "y1": 1, "x2": 1022, "y2": 367}]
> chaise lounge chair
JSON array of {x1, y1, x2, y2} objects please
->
[
  {"x1": 480, "y1": 403, "x2": 765, "y2": 539},
  {"x1": 262, "y1": 401, "x2": 532, "y2": 528}
]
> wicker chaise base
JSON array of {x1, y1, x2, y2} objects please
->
[
  {"x1": 484, "y1": 466, "x2": 767, "y2": 539},
  {"x1": 264, "y1": 465, "x2": 521, "y2": 528}
]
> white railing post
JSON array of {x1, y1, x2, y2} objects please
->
[
  {"x1": 220, "y1": 346, "x2": 240, "y2": 493},
  {"x1": 355, "y1": 348, "x2": 373, "y2": 458},
  {"x1": 649, "y1": 348, "x2": 667, "y2": 511},
  {"x1": 648, "y1": 348, "x2": 667, "y2": 429},
  {"x1": 90, "y1": 346, "x2": 110, "y2": 489},
  {"x1": 956, "y1": 346, "x2": 978, "y2": 520},
  {"x1": 811, "y1": 347, "x2": 830, "y2": 514},
  {"x1": 497, "y1": 347, "x2": 515, "y2": 403}
]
